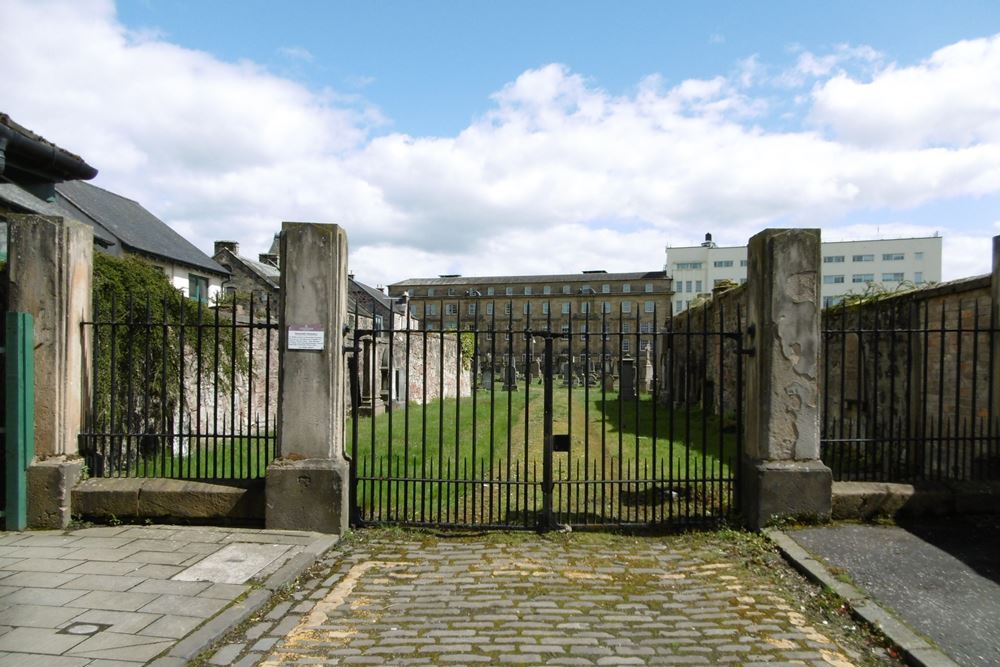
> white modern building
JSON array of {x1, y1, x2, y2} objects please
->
[{"x1": 666, "y1": 233, "x2": 943, "y2": 313}]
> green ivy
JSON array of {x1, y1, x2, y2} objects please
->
[{"x1": 89, "y1": 253, "x2": 247, "y2": 462}]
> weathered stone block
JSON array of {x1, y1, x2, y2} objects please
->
[
  {"x1": 265, "y1": 458, "x2": 349, "y2": 534},
  {"x1": 72, "y1": 477, "x2": 143, "y2": 519},
  {"x1": 27, "y1": 457, "x2": 83, "y2": 529},
  {"x1": 741, "y1": 458, "x2": 831, "y2": 530},
  {"x1": 138, "y1": 479, "x2": 264, "y2": 520}
]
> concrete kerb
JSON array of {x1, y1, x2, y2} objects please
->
[
  {"x1": 148, "y1": 533, "x2": 339, "y2": 667},
  {"x1": 765, "y1": 528, "x2": 961, "y2": 667}
]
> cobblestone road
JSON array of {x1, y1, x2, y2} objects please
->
[{"x1": 204, "y1": 529, "x2": 898, "y2": 666}]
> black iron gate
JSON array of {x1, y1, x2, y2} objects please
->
[{"x1": 348, "y1": 301, "x2": 745, "y2": 530}]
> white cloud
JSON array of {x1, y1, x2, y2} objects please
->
[
  {"x1": 2, "y1": 0, "x2": 998, "y2": 286},
  {"x1": 811, "y1": 35, "x2": 1000, "y2": 148}
]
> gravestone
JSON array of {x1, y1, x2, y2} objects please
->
[
  {"x1": 620, "y1": 356, "x2": 636, "y2": 401},
  {"x1": 503, "y1": 359, "x2": 519, "y2": 390},
  {"x1": 640, "y1": 348, "x2": 654, "y2": 393}
]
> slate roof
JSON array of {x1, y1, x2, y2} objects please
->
[
  {"x1": 391, "y1": 270, "x2": 668, "y2": 288},
  {"x1": 55, "y1": 180, "x2": 228, "y2": 276},
  {"x1": 0, "y1": 183, "x2": 118, "y2": 246},
  {"x1": 223, "y1": 251, "x2": 280, "y2": 289}
]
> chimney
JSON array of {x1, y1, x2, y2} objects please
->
[
  {"x1": 215, "y1": 240, "x2": 239, "y2": 256},
  {"x1": 258, "y1": 253, "x2": 279, "y2": 267}
]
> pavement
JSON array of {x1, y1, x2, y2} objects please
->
[
  {"x1": 200, "y1": 529, "x2": 899, "y2": 666},
  {"x1": 778, "y1": 516, "x2": 1000, "y2": 667},
  {"x1": 0, "y1": 524, "x2": 337, "y2": 667}
]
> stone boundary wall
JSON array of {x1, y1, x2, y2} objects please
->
[
  {"x1": 669, "y1": 272, "x2": 997, "y2": 481},
  {"x1": 658, "y1": 284, "x2": 748, "y2": 418}
]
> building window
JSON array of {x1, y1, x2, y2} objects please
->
[
  {"x1": 675, "y1": 301, "x2": 683, "y2": 314},
  {"x1": 622, "y1": 301, "x2": 632, "y2": 313},
  {"x1": 542, "y1": 302, "x2": 550, "y2": 314},
  {"x1": 852, "y1": 274, "x2": 874, "y2": 283},
  {"x1": 188, "y1": 274, "x2": 209, "y2": 303},
  {"x1": 914, "y1": 252, "x2": 924, "y2": 261},
  {"x1": 713, "y1": 260, "x2": 733, "y2": 268},
  {"x1": 543, "y1": 285, "x2": 552, "y2": 294},
  {"x1": 823, "y1": 275, "x2": 845, "y2": 284},
  {"x1": 824, "y1": 256, "x2": 845, "y2": 263},
  {"x1": 445, "y1": 304, "x2": 457, "y2": 315},
  {"x1": 428, "y1": 288, "x2": 436, "y2": 297},
  {"x1": 486, "y1": 287, "x2": 495, "y2": 296},
  {"x1": 853, "y1": 254, "x2": 874, "y2": 262},
  {"x1": 486, "y1": 303, "x2": 494, "y2": 315},
  {"x1": 675, "y1": 262, "x2": 702, "y2": 270},
  {"x1": 447, "y1": 288, "x2": 456, "y2": 296},
  {"x1": 740, "y1": 259, "x2": 748, "y2": 267},
  {"x1": 561, "y1": 302, "x2": 570, "y2": 314},
  {"x1": 695, "y1": 280, "x2": 702, "y2": 293},
  {"x1": 467, "y1": 303, "x2": 477, "y2": 315},
  {"x1": 882, "y1": 253, "x2": 904, "y2": 261},
  {"x1": 580, "y1": 302, "x2": 590, "y2": 314},
  {"x1": 562, "y1": 285, "x2": 572, "y2": 294},
  {"x1": 427, "y1": 304, "x2": 439, "y2": 316},
  {"x1": 524, "y1": 286, "x2": 532, "y2": 295},
  {"x1": 882, "y1": 272, "x2": 904, "y2": 282},
  {"x1": 823, "y1": 296, "x2": 843, "y2": 308},
  {"x1": 622, "y1": 284, "x2": 631, "y2": 293},
  {"x1": 622, "y1": 322, "x2": 632, "y2": 334},
  {"x1": 504, "y1": 303, "x2": 512, "y2": 315},
  {"x1": 644, "y1": 283, "x2": 654, "y2": 292},
  {"x1": 915, "y1": 272, "x2": 924, "y2": 283},
  {"x1": 685, "y1": 281, "x2": 692, "y2": 293},
  {"x1": 374, "y1": 314, "x2": 384, "y2": 332},
  {"x1": 644, "y1": 300, "x2": 655, "y2": 313},
  {"x1": 561, "y1": 324, "x2": 570, "y2": 334},
  {"x1": 446, "y1": 321, "x2": 456, "y2": 330},
  {"x1": 410, "y1": 304, "x2": 418, "y2": 317},
  {"x1": 603, "y1": 301, "x2": 612, "y2": 313},
  {"x1": 602, "y1": 284, "x2": 610, "y2": 294},
  {"x1": 639, "y1": 340, "x2": 651, "y2": 351},
  {"x1": 425, "y1": 322, "x2": 435, "y2": 331},
  {"x1": 622, "y1": 340, "x2": 631, "y2": 353},
  {"x1": 523, "y1": 303, "x2": 531, "y2": 314},
  {"x1": 639, "y1": 322, "x2": 654, "y2": 333},
  {"x1": 505, "y1": 287, "x2": 513, "y2": 296}
]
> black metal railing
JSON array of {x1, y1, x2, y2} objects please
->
[
  {"x1": 821, "y1": 296, "x2": 1000, "y2": 482},
  {"x1": 81, "y1": 291, "x2": 279, "y2": 480},
  {"x1": 348, "y1": 299, "x2": 744, "y2": 530}
]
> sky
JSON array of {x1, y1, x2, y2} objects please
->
[{"x1": 3, "y1": 0, "x2": 999, "y2": 285}]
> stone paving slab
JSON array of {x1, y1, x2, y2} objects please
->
[
  {"x1": 203, "y1": 529, "x2": 901, "y2": 666},
  {"x1": 0, "y1": 525, "x2": 336, "y2": 665}
]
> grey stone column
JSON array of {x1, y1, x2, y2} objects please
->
[
  {"x1": 266, "y1": 223, "x2": 350, "y2": 534},
  {"x1": 741, "y1": 229, "x2": 831, "y2": 530},
  {"x1": 6, "y1": 214, "x2": 92, "y2": 528}
]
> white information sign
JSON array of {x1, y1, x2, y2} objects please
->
[{"x1": 288, "y1": 325, "x2": 325, "y2": 351}]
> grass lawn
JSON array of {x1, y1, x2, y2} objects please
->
[{"x1": 103, "y1": 435, "x2": 275, "y2": 480}]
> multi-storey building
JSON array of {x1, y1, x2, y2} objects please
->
[
  {"x1": 387, "y1": 270, "x2": 672, "y2": 363},
  {"x1": 666, "y1": 233, "x2": 943, "y2": 313}
]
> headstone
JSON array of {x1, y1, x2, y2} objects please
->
[
  {"x1": 640, "y1": 348, "x2": 654, "y2": 393},
  {"x1": 620, "y1": 357, "x2": 636, "y2": 401},
  {"x1": 503, "y1": 359, "x2": 519, "y2": 390}
]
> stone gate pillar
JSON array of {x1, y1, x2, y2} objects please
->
[
  {"x1": 742, "y1": 229, "x2": 831, "y2": 530},
  {"x1": 266, "y1": 223, "x2": 350, "y2": 533},
  {"x1": 7, "y1": 214, "x2": 92, "y2": 528},
  {"x1": 992, "y1": 236, "x2": 1000, "y2": 426}
]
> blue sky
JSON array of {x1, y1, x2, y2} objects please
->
[
  {"x1": 117, "y1": 0, "x2": 999, "y2": 137},
  {"x1": 4, "y1": 1, "x2": 1000, "y2": 284}
]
